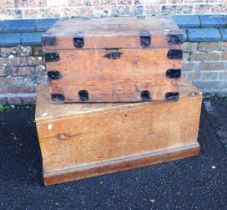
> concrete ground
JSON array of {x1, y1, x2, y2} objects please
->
[{"x1": 0, "y1": 99, "x2": 226, "y2": 210}]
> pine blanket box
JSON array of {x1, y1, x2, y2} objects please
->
[{"x1": 35, "y1": 79, "x2": 202, "y2": 186}]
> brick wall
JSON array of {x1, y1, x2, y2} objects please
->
[
  {"x1": 0, "y1": 15, "x2": 226, "y2": 104},
  {"x1": 0, "y1": 0, "x2": 226, "y2": 19},
  {"x1": 0, "y1": 46, "x2": 45, "y2": 104},
  {"x1": 182, "y1": 42, "x2": 227, "y2": 93}
]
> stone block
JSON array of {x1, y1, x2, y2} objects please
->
[
  {"x1": 220, "y1": 29, "x2": 227, "y2": 41},
  {"x1": 196, "y1": 62, "x2": 224, "y2": 71},
  {"x1": 18, "y1": 66, "x2": 34, "y2": 76},
  {"x1": 183, "y1": 42, "x2": 198, "y2": 52},
  {"x1": 201, "y1": 71, "x2": 218, "y2": 80},
  {"x1": 221, "y1": 52, "x2": 227, "y2": 61},
  {"x1": 188, "y1": 28, "x2": 221, "y2": 42},
  {"x1": 198, "y1": 42, "x2": 222, "y2": 52},
  {"x1": 173, "y1": 15, "x2": 200, "y2": 28},
  {"x1": 21, "y1": 32, "x2": 42, "y2": 45},
  {"x1": 35, "y1": 18, "x2": 59, "y2": 31},
  {"x1": 4, "y1": 19, "x2": 36, "y2": 32},
  {"x1": 0, "y1": 33, "x2": 21, "y2": 47},
  {"x1": 200, "y1": 15, "x2": 227, "y2": 28},
  {"x1": 7, "y1": 96, "x2": 21, "y2": 105},
  {"x1": 218, "y1": 71, "x2": 227, "y2": 80}
]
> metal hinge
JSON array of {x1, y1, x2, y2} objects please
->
[
  {"x1": 78, "y1": 90, "x2": 89, "y2": 102},
  {"x1": 167, "y1": 49, "x2": 183, "y2": 59},
  {"x1": 42, "y1": 36, "x2": 57, "y2": 46},
  {"x1": 45, "y1": 53, "x2": 60, "y2": 62},
  {"x1": 165, "y1": 92, "x2": 180, "y2": 101},
  {"x1": 167, "y1": 34, "x2": 184, "y2": 45},
  {"x1": 51, "y1": 94, "x2": 65, "y2": 102},
  {"x1": 73, "y1": 32, "x2": 84, "y2": 48},
  {"x1": 104, "y1": 52, "x2": 122, "y2": 59},
  {"x1": 166, "y1": 69, "x2": 181, "y2": 79},
  {"x1": 47, "y1": 71, "x2": 62, "y2": 80},
  {"x1": 141, "y1": 90, "x2": 151, "y2": 101},
  {"x1": 140, "y1": 30, "x2": 151, "y2": 48}
]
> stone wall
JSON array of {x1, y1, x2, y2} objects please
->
[
  {"x1": 0, "y1": 15, "x2": 226, "y2": 104},
  {"x1": 0, "y1": 46, "x2": 45, "y2": 104},
  {"x1": 0, "y1": 0, "x2": 226, "y2": 19}
]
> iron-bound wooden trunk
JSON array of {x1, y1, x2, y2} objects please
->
[
  {"x1": 35, "y1": 79, "x2": 201, "y2": 186},
  {"x1": 42, "y1": 16, "x2": 183, "y2": 103}
]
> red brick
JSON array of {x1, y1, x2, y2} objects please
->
[
  {"x1": 207, "y1": 52, "x2": 220, "y2": 61},
  {"x1": 201, "y1": 71, "x2": 218, "y2": 80},
  {"x1": 218, "y1": 71, "x2": 227, "y2": 80},
  {"x1": 18, "y1": 66, "x2": 34, "y2": 76},
  {"x1": 0, "y1": 0, "x2": 15, "y2": 9},
  {"x1": 39, "y1": 7, "x2": 64, "y2": 18},
  {"x1": 190, "y1": 52, "x2": 206, "y2": 61},
  {"x1": 68, "y1": 0, "x2": 84, "y2": 6},
  {"x1": 198, "y1": 42, "x2": 221, "y2": 52},
  {"x1": 196, "y1": 62, "x2": 224, "y2": 71},
  {"x1": 187, "y1": 71, "x2": 202, "y2": 80},
  {"x1": 7, "y1": 97, "x2": 21, "y2": 105},
  {"x1": 16, "y1": 0, "x2": 46, "y2": 7},
  {"x1": 100, "y1": 0, "x2": 117, "y2": 5},
  {"x1": 117, "y1": 0, "x2": 134, "y2": 5},
  {"x1": 47, "y1": 0, "x2": 67, "y2": 6},
  {"x1": 221, "y1": 52, "x2": 227, "y2": 61},
  {"x1": 8, "y1": 85, "x2": 36, "y2": 94},
  {"x1": 182, "y1": 62, "x2": 194, "y2": 71},
  {"x1": 21, "y1": 95, "x2": 36, "y2": 104},
  {"x1": 84, "y1": 0, "x2": 99, "y2": 6},
  {"x1": 0, "y1": 97, "x2": 7, "y2": 104},
  {"x1": 27, "y1": 56, "x2": 44, "y2": 66},
  {"x1": 161, "y1": 5, "x2": 193, "y2": 15},
  {"x1": 144, "y1": 5, "x2": 161, "y2": 14},
  {"x1": 22, "y1": 8, "x2": 39, "y2": 19},
  {"x1": 183, "y1": 42, "x2": 198, "y2": 52},
  {"x1": 193, "y1": 4, "x2": 210, "y2": 13}
]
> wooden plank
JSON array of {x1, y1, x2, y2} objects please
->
[
  {"x1": 45, "y1": 49, "x2": 182, "y2": 80},
  {"x1": 35, "y1": 79, "x2": 202, "y2": 185},
  {"x1": 44, "y1": 144, "x2": 200, "y2": 186},
  {"x1": 42, "y1": 16, "x2": 182, "y2": 50},
  {"x1": 49, "y1": 77, "x2": 179, "y2": 102},
  {"x1": 45, "y1": 48, "x2": 182, "y2": 102}
]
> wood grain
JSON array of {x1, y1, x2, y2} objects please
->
[
  {"x1": 35, "y1": 79, "x2": 202, "y2": 185},
  {"x1": 44, "y1": 143, "x2": 200, "y2": 186},
  {"x1": 45, "y1": 48, "x2": 182, "y2": 102},
  {"x1": 45, "y1": 49, "x2": 182, "y2": 80}
]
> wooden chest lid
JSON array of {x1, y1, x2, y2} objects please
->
[{"x1": 42, "y1": 16, "x2": 183, "y2": 50}]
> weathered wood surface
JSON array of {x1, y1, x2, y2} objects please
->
[
  {"x1": 35, "y1": 79, "x2": 202, "y2": 185},
  {"x1": 45, "y1": 48, "x2": 182, "y2": 102},
  {"x1": 45, "y1": 49, "x2": 182, "y2": 80},
  {"x1": 42, "y1": 16, "x2": 182, "y2": 50},
  {"x1": 49, "y1": 77, "x2": 179, "y2": 102}
]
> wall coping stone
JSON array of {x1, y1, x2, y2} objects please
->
[
  {"x1": 3, "y1": 19, "x2": 36, "y2": 33},
  {"x1": 220, "y1": 29, "x2": 227, "y2": 41},
  {"x1": 21, "y1": 32, "x2": 43, "y2": 46},
  {"x1": 188, "y1": 28, "x2": 222, "y2": 42},
  {"x1": 173, "y1": 15, "x2": 201, "y2": 28},
  {"x1": 0, "y1": 21, "x2": 3, "y2": 33},
  {"x1": 200, "y1": 15, "x2": 227, "y2": 28},
  {"x1": 0, "y1": 33, "x2": 21, "y2": 47},
  {"x1": 0, "y1": 15, "x2": 226, "y2": 47},
  {"x1": 35, "y1": 18, "x2": 60, "y2": 32}
]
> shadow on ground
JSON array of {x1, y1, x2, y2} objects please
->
[{"x1": 0, "y1": 100, "x2": 226, "y2": 210}]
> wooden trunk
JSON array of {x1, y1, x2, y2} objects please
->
[
  {"x1": 35, "y1": 79, "x2": 202, "y2": 186},
  {"x1": 42, "y1": 16, "x2": 183, "y2": 103}
]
